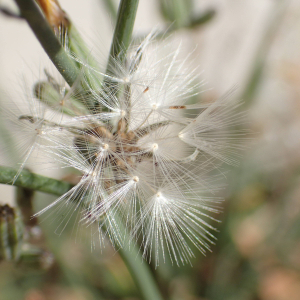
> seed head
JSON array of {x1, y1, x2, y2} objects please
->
[{"x1": 2, "y1": 33, "x2": 246, "y2": 266}]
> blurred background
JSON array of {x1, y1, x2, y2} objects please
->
[{"x1": 0, "y1": 0, "x2": 300, "y2": 299}]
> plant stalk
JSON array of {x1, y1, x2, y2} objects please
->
[
  {"x1": 117, "y1": 233, "x2": 165, "y2": 300},
  {"x1": 0, "y1": 166, "x2": 72, "y2": 196},
  {"x1": 103, "y1": 0, "x2": 139, "y2": 99},
  {"x1": 241, "y1": 1, "x2": 288, "y2": 106},
  {"x1": 108, "y1": 0, "x2": 139, "y2": 64},
  {"x1": 14, "y1": 0, "x2": 80, "y2": 87}
]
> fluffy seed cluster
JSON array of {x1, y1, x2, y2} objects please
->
[{"x1": 2, "y1": 34, "x2": 245, "y2": 266}]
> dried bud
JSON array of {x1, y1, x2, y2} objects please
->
[{"x1": 36, "y1": 0, "x2": 70, "y2": 33}]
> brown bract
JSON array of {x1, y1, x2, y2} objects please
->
[{"x1": 36, "y1": 0, "x2": 70, "y2": 31}]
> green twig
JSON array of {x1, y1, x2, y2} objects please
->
[
  {"x1": 101, "y1": 0, "x2": 139, "y2": 109},
  {"x1": 14, "y1": 0, "x2": 80, "y2": 87},
  {"x1": 105, "y1": 0, "x2": 139, "y2": 87},
  {"x1": 133, "y1": 8, "x2": 216, "y2": 43},
  {"x1": 190, "y1": 9, "x2": 216, "y2": 27},
  {"x1": 0, "y1": 6, "x2": 22, "y2": 18},
  {"x1": 108, "y1": 0, "x2": 139, "y2": 63},
  {"x1": 68, "y1": 25, "x2": 98, "y2": 70},
  {"x1": 0, "y1": 166, "x2": 72, "y2": 196},
  {"x1": 159, "y1": 0, "x2": 192, "y2": 28},
  {"x1": 118, "y1": 237, "x2": 165, "y2": 300}
]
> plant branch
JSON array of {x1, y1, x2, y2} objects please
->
[
  {"x1": 108, "y1": 0, "x2": 139, "y2": 63},
  {"x1": 117, "y1": 235, "x2": 165, "y2": 300},
  {"x1": 14, "y1": 0, "x2": 80, "y2": 87},
  {"x1": 100, "y1": 0, "x2": 139, "y2": 110},
  {"x1": 0, "y1": 166, "x2": 72, "y2": 196},
  {"x1": 0, "y1": 6, "x2": 22, "y2": 18},
  {"x1": 105, "y1": 0, "x2": 139, "y2": 85}
]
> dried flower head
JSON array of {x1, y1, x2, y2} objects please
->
[{"x1": 2, "y1": 33, "x2": 246, "y2": 266}]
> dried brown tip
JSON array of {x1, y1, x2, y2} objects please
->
[{"x1": 36, "y1": 0, "x2": 70, "y2": 30}]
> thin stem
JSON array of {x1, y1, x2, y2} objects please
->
[
  {"x1": 104, "y1": 0, "x2": 139, "y2": 88},
  {"x1": 190, "y1": 9, "x2": 216, "y2": 27},
  {"x1": 170, "y1": 0, "x2": 190, "y2": 28},
  {"x1": 100, "y1": 0, "x2": 139, "y2": 110},
  {"x1": 108, "y1": 0, "x2": 139, "y2": 64},
  {"x1": 68, "y1": 25, "x2": 98, "y2": 70},
  {"x1": 117, "y1": 234, "x2": 165, "y2": 300},
  {"x1": 0, "y1": 6, "x2": 22, "y2": 18},
  {"x1": 0, "y1": 166, "x2": 72, "y2": 196},
  {"x1": 240, "y1": 1, "x2": 288, "y2": 106},
  {"x1": 14, "y1": 0, "x2": 80, "y2": 87},
  {"x1": 16, "y1": 187, "x2": 36, "y2": 227}
]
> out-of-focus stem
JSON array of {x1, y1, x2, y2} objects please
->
[
  {"x1": 241, "y1": 1, "x2": 288, "y2": 106},
  {"x1": 102, "y1": 0, "x2": 117, "y2": 21},
  {"x1": 16, "y1": 187, "x2": 37, "y2": 227},
  {"x1": 190, "y1": 9, "x2": 216, "y2": 27},
  {"x1": 117, "y1": 229, "x2": 165, "y2": 300},
  {"x1": 0, "y1": 6, "x2": 22, "y2": 18},
  {"x1": 14, "y1": 0, "x2": 80, "y2": 87}
]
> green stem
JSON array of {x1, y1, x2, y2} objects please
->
[
  {"x1": 68, "y1": 25, "x2": 98, "y2": 70},
  {"x1": 101, "y1": 0, "x2": 118, "y2": 21},
  {"x1": 0, "y1": 165, "x2": 165, "y2": 300},
  {"x1": 0, "y1": 166, "x2": 72, "y2": 196},
  {"x1": 104, "y1": 0, "x2": 139, "y2": 86},
  {"x1": 170, "y1": 0, "x2": 190, "y2": 28},
  {"x1": 190, "y1": 9, "x2": 216, "y2": 27},
  {"x1": 108, "y1": 0, "x2": 139, "y2": 64},
  {"x1": 101, "y1": 0, "x2": 139, "y2": 110},
  {"x1": 118, "y1": 235, "x2": 165, "y2": 300},
  {"x1": 14, "y1": 0, "x2": 80, "y2": 87}
]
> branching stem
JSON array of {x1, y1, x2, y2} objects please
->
[{"x1": 0, "y1": 166, "x2": 72, "y2": 196}]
